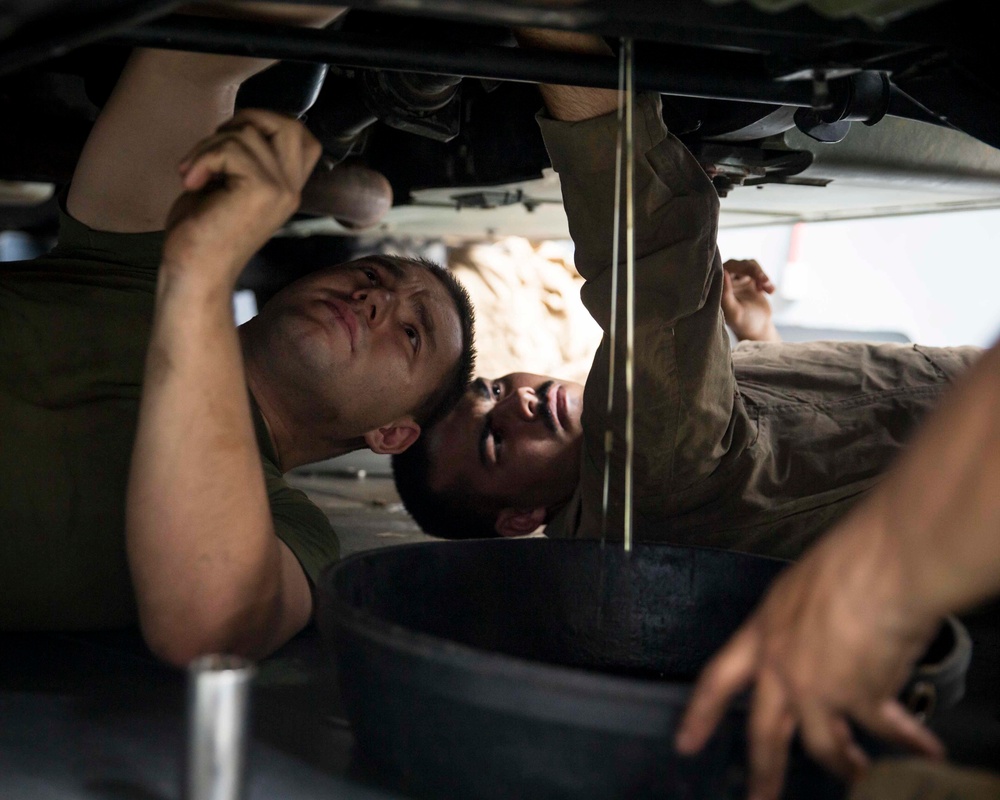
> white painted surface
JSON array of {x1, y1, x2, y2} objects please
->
[{"x1": 717, "y1": 210, "x2": 1000, "y2": 348}]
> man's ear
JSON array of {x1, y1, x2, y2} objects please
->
[
  {"x1": 364, "y1": 418, "x2": 421, "y2": 455},
  {"x1": 495, "y1": 507, "x2": 547, "y2": 538}
]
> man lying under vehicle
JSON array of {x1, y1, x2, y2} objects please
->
[
  {"x1": 0, "y1": 3, "x2": 476, "y2": 666},
  {"x1": 391, "y1": 27, "x2": 982, "y2": 561}
]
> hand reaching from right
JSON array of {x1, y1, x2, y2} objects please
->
[{"x1": 676, "y1": 495, "x2": 945, "y2": 800}]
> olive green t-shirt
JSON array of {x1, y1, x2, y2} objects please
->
[{"x1": 0, "y1": 212, "x2": 339, "y2": 630}]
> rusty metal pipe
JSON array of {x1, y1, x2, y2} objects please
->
[{"x1": 300, "y1": 162, "x2": 394, "y2": 229}]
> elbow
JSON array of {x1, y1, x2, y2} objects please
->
[
  {"x1": 139, "y1": 616, "x2": 239, "y2": 669},
  {"x1": 143, "y1": 629, "x2": 215, "y2": 670},
  {"x1": 137, "y1": 594, "x2": 280, "y2": 669}
]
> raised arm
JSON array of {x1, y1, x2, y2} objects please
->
[
  {"x1": 516, "y1": 29, "x2": 732, "y2": 538},
  {"x1": 64, "y1": 5, "x2": 343, "y2": 666},
  {"x1": 676, "y1": 339, "x2": 1000, "y2": 799},
  {"x1": 127, "y1": 109, "x2": 323, "y2": 666},
  {"x1": 66, "y1": 3, "x2": 342, "y2": 233}
]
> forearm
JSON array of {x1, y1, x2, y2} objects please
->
[
  {"x1": 126, "y1": 269, "x2": 291, "y2": 665},
  {"x1": 517, "y1": 28, "x2": 722, "y2": 301},
  {"x1": 878, "y1": 340, "x2": 1000, "y2": 620},
  {"x1": 540, "y1": 92, "x2": 720, "y2": 321},
  {"x1": 119, "y1": 105, "x2": 319, "y2": 666},
  {"x1": 545, "y1": 94, "x2": 735, "y2": 491}
]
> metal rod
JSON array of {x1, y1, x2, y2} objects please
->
[
  {"x1": 0, "y1": 0, "x2": 183, "y2": 78},
  {"x1": 184, "y1": 654, "x2": 256, "y2": 800},
  {"x1": 104, "y1": 15, "x2": 818, "y2": 107},
  {"x1": 888, "y1": 83, "x2": 961, "y2": 133}
]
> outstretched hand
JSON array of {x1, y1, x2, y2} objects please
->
[
  {"x1": 674, "y1": 498, "x2": 946, "y2": 800},
  {"x1": 163, "y1": 108, "x2": 322, "y2": 285},
  {"x1": 721, "y1": 259, "x2": 780, "y2": 343}
]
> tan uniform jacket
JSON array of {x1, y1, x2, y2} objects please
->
[{"x1": 539, "y1": 94, "x2": 980, "y2": 559}]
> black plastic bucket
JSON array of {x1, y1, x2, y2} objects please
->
[{"x1": 315, "y1": 538, "x2": 915, "y2": 799}]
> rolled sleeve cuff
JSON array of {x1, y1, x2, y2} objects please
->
[{"x1": 536, "y1": 92, "x2": 668, "y2": 175}]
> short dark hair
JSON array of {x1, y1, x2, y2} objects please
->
[
  {"x1": 392, "y1": 427, "x2": 500, "y2": 540},
  {"x1": 368, "y1": 254, "x2": 477, "y2": 429}
]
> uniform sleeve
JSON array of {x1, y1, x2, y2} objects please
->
[
  {"x1": 48, "y1": 206, "x2": 166, "y2": 278},
  {"x1": 537, "y1": 93, "x2": 742, "y2": 537},
  {"x1": 261, "y1": 457, "x2": 341, "y2": 587}
]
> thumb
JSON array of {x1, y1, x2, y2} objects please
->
[
  {"x1": 676, "y1": 624, "x2": 759, "y2": 753},
  {"x1": 180, "y1": 150, "x2": 231, "y2": 192},
  {"x1": 721, "y1": 270, "x2": 740, "y2": 319}
]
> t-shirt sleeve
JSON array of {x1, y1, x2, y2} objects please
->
[
  {"x1": 47, "y1": 206, "x2": 166, "y2": 278},
  {"x1": 47, "y1": 207, "x2": 342, "y2": 583},
  {"x1": 260, "y1": 457, "x2": 341, "y2": 586},
  {"x1": 249, "y1": 398, "x2": 341, "y2": 585}
]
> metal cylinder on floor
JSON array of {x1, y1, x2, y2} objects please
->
[{"x1": 184, "y1": 654, "x2": 256, "y2": 800}]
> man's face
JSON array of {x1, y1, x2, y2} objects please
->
[
  {"x1": 428, "y1": 372, "x2": 585, "y2": 517},
  {"x1": 251, "y1": 256, "x2": 463, "y2": 436}
]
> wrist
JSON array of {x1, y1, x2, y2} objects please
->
[
  {"x1": 855, "y1": 490, "x2": 950, "y2": 633},
  {"x1": 539, "y1": 84, "x2": 620, "y2": 122},
  {"x1": 162, "y1": 218, "x2": 258, "y2": 291},
  {"x1": 158, "y1": 254, "x2": 243, "y2": 304},
  {"x1": 513, "y1": 28, "x2": 619, "y2": 122}
]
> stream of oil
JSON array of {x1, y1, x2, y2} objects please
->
[{"x1": 597, "y1": 36, "x2": 637, "y2": 634}]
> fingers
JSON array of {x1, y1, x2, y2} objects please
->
[
  {"x1": 177, "y1": 109, "x2": 321, "y2": 194},
  {"x1": 789, "y1": 698, "x2": 939, "y2": 790},
  {"x1": 723, "y1": 258, "x2": 759, "y2": 280},
  {"x1": 225, "y1": 108, "x2": 322, "y2": 182},
  {"x1": 179, "y1": 127, "x2": 279, "y2": 193},
  {"x1": 746, "y1": 696, "x2": 941, "y2": 798},
  {"x1": 723, "y1": 259, "x2": 775, "y2": 294},
  {"x1": 796, "y1": 702, "x2": 869, "y2": 783},
  {"x1": 721, "y1": 270, "x2": 740, "y2": 318},
  {"x1": 747, "y1": 669, "x2": 796, "y2": 800},
  {"x1": 676, "y1": 624, "x2": 759, "y2": 754},
  {"x1": 860, "y1": 698, "x2": 946, "y2": 758}
]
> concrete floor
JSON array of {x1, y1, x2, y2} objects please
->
[{"x1": 287, "y1": 450, "x2": 437, "y2": 559}]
